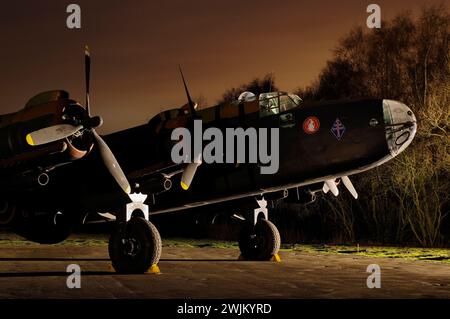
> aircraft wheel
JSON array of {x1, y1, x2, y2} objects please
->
[
  {"x1": 13, "y1": 208, "x2": 72, "y2": 244},
  {"x1": 109, "y1": 217, "x2": 162, "y2": 274},
  {"x1": 238, "y1": 219, "x2": 281, "y2": 261},
  {"x1": 0, "y1": 200, "x2": 15, "y2": 225}
]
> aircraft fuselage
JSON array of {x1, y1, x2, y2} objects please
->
[{"x1": 85, "y1": 97, "x2": 416, "y2": 215}]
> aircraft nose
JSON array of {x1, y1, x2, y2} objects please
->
[{"x1": 382, "y1": 99, "x2": 417, "y2": 156}]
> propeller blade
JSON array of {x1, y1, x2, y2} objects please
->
[
  {"x1": 180, "y1": 153, "x2": 202, "y2": 190},
  {"x1": 322, "y1": 182, "x2": 329, "y2": 193},
  {"x1": 92, "y1": 130, "x2": 131, "y2": 194},
  {"x1": 26, "y1": 124, "x2": 83, "y2": 146},
  {"x1": 180, "y1": 163, "x2": 200, "y2": 190},
  {"x1": 178, "y1": 65, "x2": 196, "y2": 116},
  {"x1": 342, "y1": 176, "x2": 358, "y2": 199},
  {"x1": 85, "y1": 45, "x2": 91, "y2": 115},
  {"x1": 325, "y1": 179, "x2": 339, "y2": 196}
]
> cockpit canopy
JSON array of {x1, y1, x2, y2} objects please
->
[
  {"x1": 150, "y1": 91, "x2": 303, "y2": 128},
  {"x1": 258, "y1": 92, "x2": 302, "y2": 117}
]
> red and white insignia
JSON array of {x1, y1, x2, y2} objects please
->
[{"x1": 303, "y1": 116, "x2": 320, "y2": 134}]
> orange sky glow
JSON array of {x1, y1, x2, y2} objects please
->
[{"x1": 0, "y1": 0, "x2": 447, "y2": 132}]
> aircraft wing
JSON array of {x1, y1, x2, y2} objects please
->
[{"x1": 127, "y1": 157, "x2": 203, "y2": 193}]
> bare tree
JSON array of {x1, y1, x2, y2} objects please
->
[{"x1": 294, "y1": 5, "x2": 450, "y2": 246}]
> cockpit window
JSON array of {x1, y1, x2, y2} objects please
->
[{"x1": 259, "y1": 92, "x2": 302, "y2": 117}]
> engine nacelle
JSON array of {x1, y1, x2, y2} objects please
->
[
  {"x1": 137, "y1": 175, "x2": 172, "y2": 194},
  {"x1": 0, "y1": 171, "x2": 50, "y2": 192}
]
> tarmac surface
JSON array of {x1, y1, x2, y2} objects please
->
[{"x1": 0, "y1": 242, "x2": 449, "y2": 299}]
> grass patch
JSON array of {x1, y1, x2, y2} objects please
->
[
  {"x1": 163, "y1": 238, "x2": 239, "y2": 249},
  {"x1": 0, "y1": 233, "x2": 109, "y2": 246},
  {"x1": 0, "y1": 233, "x2": 239, "y2": 249},
  {"x1": 0, "y1": 232, "x2": 448, "y2": 264},
  {"x1": 281, "y1": 244, "x2": 450, "y2": 264}
]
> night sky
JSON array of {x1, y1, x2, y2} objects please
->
[{"x1": 0, "y1": 0, "x2": 446, "y2": 133}]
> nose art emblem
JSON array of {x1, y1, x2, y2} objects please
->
[
  {"x1": 331, "y1": 118, "x2": 346, "y2": 140},
  {"x1": 303, "y1": 116, "x2": 320, "y2": 134}
]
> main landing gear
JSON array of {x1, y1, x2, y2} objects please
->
[
  {"x1": 109, "y1": 216, "x2": 162, "y2": 274},
  {"x1": 239, "y1": 219, "x2": 281, "y2": 261},
  {"x1": 107, "y1": 195, "x2": 281, "y2": 273},
  {"x1": 237, "y1": 197, "x2": 281, "y2": 261},
  {"x1": 108, "y1": 194, "x2": 162, "y2": 274}
]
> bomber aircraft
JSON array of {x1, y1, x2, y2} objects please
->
[{"x1": 0, "y1": 48, "x2": 417, "y2": 273}]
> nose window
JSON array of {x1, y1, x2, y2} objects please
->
[
  {"x1": 382, "y1": 100, "x2": 393, "y2": 126},
  {"x1": 395, "y1": 131, "x2": 411, "y2": 146},
  {"x1": 382, "y1": 99, "x2": 417, "y2": 156}
]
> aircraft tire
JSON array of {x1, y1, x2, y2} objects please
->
[
  {"x1": 238, "y1": 219, "x2": 281, "y2": 261},
  {"x1": 12, "y1": 208, "x2": 72, "y2": 244},
  {"x1": 109, "y1": 217, "x2": 162, "y2": 274},
  {"x1": 0, "y1": 200, "x2": 15, "y2": 225}
]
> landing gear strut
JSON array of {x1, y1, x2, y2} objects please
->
[
  {"x1": 237, "y1": 197, "x2": 281, "y2": 261},
  {"x1": 108, "y1": 193, "x2": 162, "y2": 274}
]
